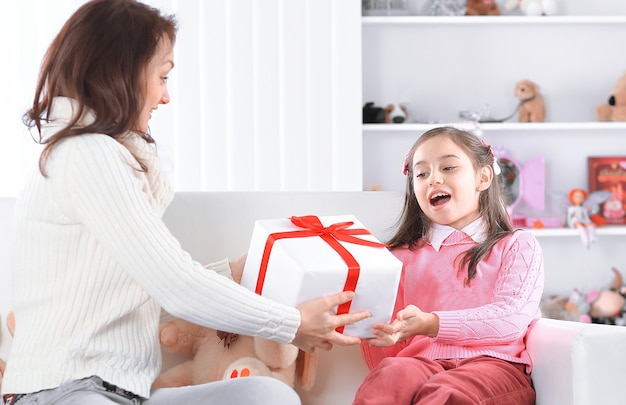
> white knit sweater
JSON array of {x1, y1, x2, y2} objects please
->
[{"x1": 3, "y1": 97, "x2": 300, "y2": 398}]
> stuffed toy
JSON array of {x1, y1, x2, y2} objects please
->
[
  {"x1": 596, "y1": 71, "x2": 626, "y2": 121},
  {"x1": 425, "y1": 0, "x2": 466, "y2": 16},
  {"x1": 0, "y1": 312, "x2": 15, "y2": 393},
  {"x1": 540, "y1": 268, "x2": 626, "y2": 326},
  {"x1": 363, "y1": 102, "x2": 386, "y2": 124},
  {"x1": 1, "y1": 309, "x2": 317, "y2": 391},
  {"x1": 515, "y1": 79, "x2": 546, "y2": 122},
  {"x1": 585, "y1": 267, "x2": 626, "y2": 325},
  {"x1": 557, "y1": 188, "x2": 611, "y2": 248},
  {"x1": 0, "y1": 358, "x2": 5, "y2": 393},
  {"x1": 465, "y1": 0, "x2": 501, "y2": 15},
  {"x1": 504, "y1": 0, "x2": 559, "y2": 16},
  {"x1": 385, "y1": 103, "x2": 409, "y2": 123},
  {"x1": 540, "y1": 289, "x2": 591, "y2": 323},
  {"x1": 565, "y1": 289, "x2": 592, "y2": 323},
  {"x1": 539, "y1": 294, "x2": 571, "y2": 320},
  {"x1": 363, "y1": 102, "x2": 409, "y2": 124},
  {"x1": 153, "y1": 317, "x2": 318, "y2": 390}
]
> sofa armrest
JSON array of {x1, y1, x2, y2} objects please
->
[{"x1": 527, "y1": 317, "x2": 626, "y2": 405}]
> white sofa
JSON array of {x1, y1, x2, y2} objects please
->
[{"x1": 2, "y1": 192, "x2": 626, "y2": 405}]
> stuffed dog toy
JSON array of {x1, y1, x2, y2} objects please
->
[
  {"x1": 596, "y1": 71, "x2": 626, "y2": 121},
  {"x1": 465, "y1": 0, "x2": 501, "y2": 15},
  {"x1": 515, "y1": 79, "x2": 546, "y2": 122}
]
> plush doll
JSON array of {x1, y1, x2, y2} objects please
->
[
  {"x1": 0, "y1": 358, "x2": 5, "y2": 392},
  {"x1": 596, "y1": 71, "x2": 626, "y2": 121},
  {"x1": 363, "y1": 102, "x2": 386, "y2": 123},
  {"x1": 425, "y1": 0, "x2": 466, "y2": 16},
  {"x1": 567, "y1": 188, "x2": 597, "y2": 248},
  {"x1": 539, "y1": 295, "x2": 570, "y2": 320},
  {"x1": 385, "y1": 103, "x2": 410, "y2": 124},
  {"x1": 2, "y1": 255, "x2": 318, "y2": 392},
  {"x1": 540, "y1": 288, "x2": 593, "y2": 323},
  {"x1": 564, "y1": 289, "x2": 592, "y2": 323},
  {"x1": 363, "y1": 102, "x2": 409, "y2": 124},
  {"x1": 565, "y1": 188, "x2": 611, "y2": 248},
  {"x1": 0, "y1": 312, "x2": 15, "y2": 393},
  {"x1": 515, "y1": 79, "x2": 546, "y2": 122},
  {"x1": 1, "y1": 308, "x2": 317, "y2": 391},
  {"x1": 465, "y1": 0, "x2": 501, "y2": 15},
  {"x1": 504, "y1": 0, "x2": 559, "y2": 16},
  {"x1": 153, "y1": 317, "x2": 318, "y2": 391},
  {"x1": 540, "y1": 268, "x2": 626, "y2": 326},
  {"x1": 585, "y1": 267, "x2": 626, "y2": 325},
  {"x1": 540, "y1": 289, "x2": 591, "y2": 322}
]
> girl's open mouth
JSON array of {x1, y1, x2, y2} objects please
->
[{"x1": 430, "y1": 192, "x2": 451, "y2": 207}]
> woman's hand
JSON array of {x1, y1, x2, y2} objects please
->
[
  {"x1": 291, "y1": 291, "x2": 370, "y2": 352},
  {"x1": 365, "y1": 304, "x2": 439, "y2": 347},
  {"x1": 229, "y1": 254, "x2": 247, "y2": 283}
]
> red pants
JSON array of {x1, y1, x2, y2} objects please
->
[{"x1": 352, "y1": 356, "x2": 535, "y2": 405}]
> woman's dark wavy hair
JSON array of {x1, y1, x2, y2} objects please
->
[
  {"x1": 388, "y1": 126, "x2": 514, "y2": 285},
  {"x1": 25, "y1": 0, "x2": 178, "y2": 176}
]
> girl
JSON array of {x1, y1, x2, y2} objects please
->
[
  {"x1": 3, "y1": 1, "x2": 367, "y2": 404},
  {"x1": 353, "y1": 127, "x2": 544, "y2": 405}
]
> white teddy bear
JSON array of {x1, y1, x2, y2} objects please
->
[{"x1": 504, "y1": 0, "x2": 559, "y2": 16}]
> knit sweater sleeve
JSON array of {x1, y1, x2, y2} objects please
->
[
  {"x1": 433, "y1": 231, "x2": 544, "y2": 345},
  {"x1": 52, "y1": 135, "x2": 299, "y2": 343}
]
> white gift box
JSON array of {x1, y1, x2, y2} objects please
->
[{"x1": 241, "y1": 215, "x2": 402, "y2": 338}]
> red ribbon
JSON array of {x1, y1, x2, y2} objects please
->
[{"x1": 255, "y1": 215, "x2": 386, "y2": 333}]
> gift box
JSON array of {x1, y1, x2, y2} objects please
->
[{"x1": 240, "y1": 215, "x2": 402, "y2": 338}]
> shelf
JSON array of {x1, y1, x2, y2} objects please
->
[
  {"x1": 527, "y1": 225, "x2": 626, "y2": 237},
  {"x1": 363, "y1": 122, "x2": 626, "y2": 132},
  {"x1": 361, "y1": 3, "x2": 626, "y2": 287},
  {"x1": 362, "y1": 16, "x2": 626, "y2": 25}
]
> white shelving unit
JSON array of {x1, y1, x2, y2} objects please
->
[
  {"x1": 363, "y1": 122, "x2": 626, "y2": 132},
  {"x1": 363, "y1": 15, "x2": 626, "y2": 24},
  {"x1": 361, "y1": 0, "x2": 626, "y2": 293},
  {"x1": 529, "y1": 226, "x2": 626, "y2": 238}
]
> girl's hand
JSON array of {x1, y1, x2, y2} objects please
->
[
  {"x1": 365, "y1": 304, "x2": 439, "y2": 347},
  {"x1": 291, "y1": 291, "x2": 371, "y2": 352}
]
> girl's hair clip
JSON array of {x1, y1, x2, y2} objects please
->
[
  {"x1": 492, "y1": 157, "x2": 502, "y2": 175},
  {"x1": 402, "y1": 146, "x2": 412, "y2": 176},
  {"x1": 481, "y1": 140, "x2": 501, "y2": 175}
]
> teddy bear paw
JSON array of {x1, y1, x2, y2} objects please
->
[
  {"x1": 229, "y1": 367, "x2": 252, "y2": 379},
  {"x1": 223, "y1": 357, "x2": 272, "y2": 380}
]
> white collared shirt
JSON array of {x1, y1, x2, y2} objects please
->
[{"x1": 428, "y1": 218, "x2": 487, "y2": 251}]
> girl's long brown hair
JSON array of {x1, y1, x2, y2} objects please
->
[
  {"x1": 388, "y1": 126, "x2": 514, "y2": 285},
  {"x1": 24, "y1": 0, "x2": 178, "y2": 176}
]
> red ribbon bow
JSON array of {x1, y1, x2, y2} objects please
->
[{"x1": 255, "y1": 215, "x2": 386, "y2": 333}]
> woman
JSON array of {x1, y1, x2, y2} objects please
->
[{"x1": 2, "y1": 1, "x2": 368, "y2": 404}]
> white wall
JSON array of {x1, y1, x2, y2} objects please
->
[
  {"x1": 1, "y1": 0, "x2": 363, "y2": 197},
  {"x1": 361, "y1": 0, "x2": 626, "y2": 297}
]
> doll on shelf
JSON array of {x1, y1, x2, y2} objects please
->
[{"x1": 567, "y1": 188, "x2": 600, "y2": 249}]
